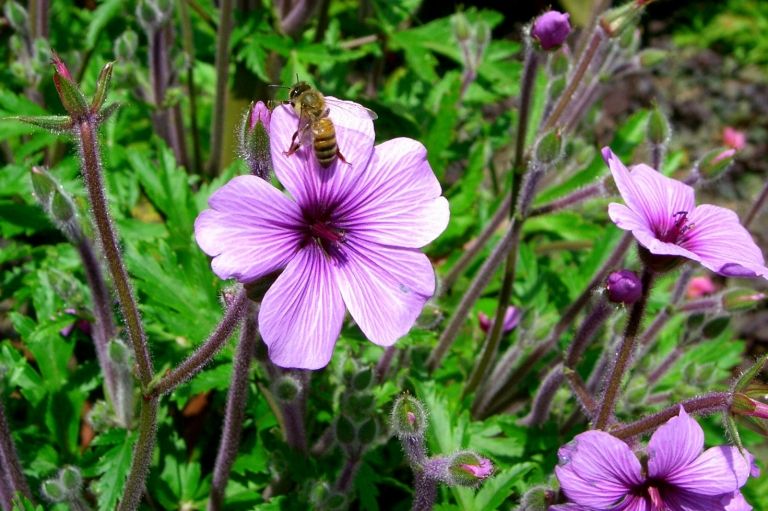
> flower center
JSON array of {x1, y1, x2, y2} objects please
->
[
  {"x1": 301, "y1": 207, "x2": 346, "y2": 258},
  {"x1": 630, "y1": 479, "x2": 670, "y2": 511},
  {"x1": 659, "y1": 211, "x2": 694, "y2": 244}
]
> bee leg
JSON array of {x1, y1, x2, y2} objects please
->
[
  {"x1": 336, "y1": 148, "x2": 351, "y2": 166},
  {"x1": 284, "y1": 130, "x2": 302, "y2": 157}
]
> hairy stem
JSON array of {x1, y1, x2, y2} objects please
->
[
  {"x1": 77, "y1": 120, "x2": 154, "y2": 387},
  {"x1": 611, "y1": 392, "x2": 731, "y2": 439},
  {"x1": 439, "y1": 192, "x2": 512, "y2": 295},
  {"x1": 744, "y1": 180, "x2": 768, "y2": 229},
  {"x1": 427, "y1": 217, "x2": 516, "y2": 372},
  {"x1": 151, "y1": 289, "x2": 248, "y2": 396},
  {"x1": 179, "y1": 0, "x2": 203, "y2": 173},
  {"x1": 335, "y1": 450, "x2": 362, "y2": 493},
  {"x1": 529, "y1": 181, "x2": 605, "y2": 217},
  {"x1": 117, "y1": 396, "x2": 158, "y2": 511},
  {"x1": 75, "y1": 236, "x2": 119, "y2": 407},
  {"x1": 595, "y1": 269, "x2": 653, "y2": 429},
  {"x1": 0, "y1": 399, "x2": 32, "y2": 506},
  {"x1": 411, "y1": 471, "x2": 438, "y2": 511},
  {"x1": 544, "y1": 28, "x2": 605, "y2": 130},
  {"x1": 209, "y1": 303, "x2": 258, "y2": 511}
]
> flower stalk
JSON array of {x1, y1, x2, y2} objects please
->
[
  {"x1": 595, "y1": 268, "x2": 653, "y2": 429},
  {"x1": 0, "y1": 399, "x2": 32, "y2": 506},
  {"x1": 206, "y1": 0, "x2": 234, "y2": 175},
  {"x1": 209, "y1": 303, "x2": 258, "y2": 511}
]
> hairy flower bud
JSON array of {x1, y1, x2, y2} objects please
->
[
  {"x1": 335, "y1": 415, "x2": 356, "y2": 445},
  {"x1": 352, "y1": 366, "x2": 373, "y2": 391},
  {"x1": 357, "y1": 417, "x2": 378, "y2": 445},
  {"x1": 108, "y1": 338, "x2": 133, "y2": 368},
  {"x1": 600, "y1": 1, "x2": 648, "y2": 38},
  {"x1": 4, "y1": 2, "x2": 28, "y2": 34},
  {"x1": 647, "y1": 106, "x2": 670, "y2": 146},
  {"x1": 696, "y1": 147, "x2": 735, "y2": 182},
  {"x1": 531, "y1": 11, "x2": 571, "y2": 51},
  {"x1": 30, "y1": 167, "x2": 81, "y2": 240},
  {"x1": 732, "y1": 392, "x2": 768, "y2": 420},
  {"x1": 452, "y1": 12, "x2": 471, "y2": 42},
  {"x1": 638, "y1": 48, "x2": 667, "y2": 67},
  {"x1": 41, "y1": 479, "x2": 66, "y2": 502},
  {"x1": 722, "y1": 288, "x2": 766, "y2": 312},
  {"x1": 239, "y1": 101, "x2": 273, "y2": 179},
  {"x1": 517, "y1": 486, "x2": 556, "y2": 510},
  {"x1": 59, "y1": 466, "x2": 82, "y2": 493},
  {"x1": 272, "y1": 374, "x2": 301, "y2": 403},
  {"x1": 115, "y1": 30, "x2": 139, "y2": 60},
  {"x1": 606, "y1": 270, "x2": 642, "y2": 304},
  {"x1": 534, "y1": 129, "x2": 563, "y2": 164},
  {"x1": 390, "y1": 394, "x2": 427, "y2": 439},
  {"x1": 447, "y1": 451, "x2": 493, "y2": 487}
]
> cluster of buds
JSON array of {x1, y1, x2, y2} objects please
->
[
  {"x1": 15, "y1": 54, "x2": 117, "y2": 132},
  {"x1": 334, "y1": 363, "x2": 379, "y2": 453},
  {"x1": 390, "y1": 393, "x2": 493, "y2": 507},
  {"x1": 452, "y1": 11, "x2": 491, "y2": 93},
  {"x1": 41, "y1": 466, "x2": 86, "y2": 507}
]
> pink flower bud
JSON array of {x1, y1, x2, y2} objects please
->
[
  {"x1": 478, "y1": 306, "x2": 521, "y2": 334},
  {"x1": 723, "y1": 127, "x2": 746, "y2": 151},
  {"x1": 248, "y1": 101, "x2": 271, "y2": 132},
  {"x1": 606, "y1": 270, "x2": 642, "y2": 305},
  {"x1": 531, "y1": 11, "x2": 571, "y2": 51},
  {"x1": 686, "y1": 276, "x2": 716, "y2": 299}
]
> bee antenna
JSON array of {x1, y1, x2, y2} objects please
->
[{"x1": 268, "y1": 84, "x2": 289, "y2": 89}]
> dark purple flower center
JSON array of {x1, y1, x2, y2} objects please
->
[
  {"x1": 657, "y1": 211, "x2": 694, "y2": 244},
  {"x1": 301, "y1": 206, "x2": 346, "y2": 258},
  {"x1": 630, "y1": 479, "x2": 671, "y2": 511}
]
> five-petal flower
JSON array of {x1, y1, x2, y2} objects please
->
[
  {"x1": 553, "y1": 407, "x2": 757, "y2": 511},
  {"x1": 195, "y1": 99, "x2": 449, "y2": 369},
  {"x1": 603, "y1": 147, "x2": 768, "y2": 278}
]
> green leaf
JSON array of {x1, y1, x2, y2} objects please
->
[
  {"x1": 90, "y1": 429, "x2": 136, "y2": 511},
  {"x1": 86, "y1": 0, "x2": 126, "y2": 49}
]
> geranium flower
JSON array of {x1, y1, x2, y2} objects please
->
[
  {"x1": 552, "y1": 407, "x2": 757, "y2": 511},
  {"x1": 602, "y1": 147, "x2": 768, "y2": 277},
  {"x1": 195, "y1": 100, "x2": 449, "y2": 369}
]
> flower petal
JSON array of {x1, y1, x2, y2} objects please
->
[
  {"x1": 665, "y1": 446, "x2": 754, "y2": 495},
  {"x1": 258, "y1": 245, "x2": 345, "y2": 369},
  {"x1": 603, "y1": 147, "x2": 695, "y2": 234},
  {"x1": 334, "y1": 235, "x2": 435, "y2": 346},
  {"x1": 682, "y1": 204, "x2": 768, "y2": 278},
  {"x1": 608, "y1": 202, "x2": 653, "y2": 233},
  {"x1": 334, "y1": 138, "x2": 450, "y2": 248},
  {"x1": 648, "y1": 407, "x2": 704, "y2": 479},
  {"x1": 269, "y1": 100, "x2": 375, "y2": 209},
  {"x1": 195, "y1": 175, "x2": 303, "y2": 282},
  {"x1": 662, "y1": 490, "x2": 751, "y2": 511},
  {"x1": 554, "y1": 431, "x2": 642, "y2": 508}
]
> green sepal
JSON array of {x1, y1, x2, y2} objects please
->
[
  {"x1": 734, "y1": 353, "x2": 768, "y2": 393},
  {"x1": 97, "y1": 102, "x2": 121, "y2": 124},
  {"x1": 92, "y1": 61, "x2": 114, "y2": 111},
  {"x1": 12, "y1": 114, "x2": 73, "y2": 132},
  {"x1": 724, "y1": 413, "x2": 744, "y2": 453},
  {"x1": 53, "y1": 71, "x2": 90, "y2": 118}
]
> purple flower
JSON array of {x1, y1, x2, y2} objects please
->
[
  {"x1": 458, "y1": 457, "x2": 493, "y2": 479},
  {"x1": 195, "y1": 100, "x2": 449, "y2": 369},
  {"x1": 478, "y1": 306, "x2": 521, "y2": 334},
  {"x1": 603, "y1": 147, "x2": 768, "y2": 277},
  {"x1": 553, "y1": 408, "x2": 756, "y2": 511},
  {"x1": 531, "y1": 11, "x2": 571, "y2": 51}
]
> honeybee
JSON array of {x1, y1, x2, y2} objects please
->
[{"x1": 283, "y1": 81, "x2": 377, "y2": 168}]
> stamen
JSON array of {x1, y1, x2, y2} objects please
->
[{"x1": 647, "y1": 485, "x2": 665, "y2": 510}]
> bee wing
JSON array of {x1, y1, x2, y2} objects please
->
[{"x1": 325, "y1": 97, "x2": 378, "y2": 121}]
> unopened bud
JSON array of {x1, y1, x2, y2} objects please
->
[
  {"x1": 357, "y1": 418, "x2": 378, "y2": 445},
  {"x1": 600, "y1": 1, "x2": 648, "y2": 38},
  {"x1": 51, "y1": 53, "x2": 89, "y2": 118},
  {"x1": 87, "y1": 400, "x2": 111, "y2": 432},
  {"x1": 452, "y1": 12, "x2": 471, "y2": 42},
  {"x1": 239, "y1": 101, "x2": 273, "y2": 179},
  {"x1": 518, "y1": 485, "x2": 556, "y2": 510},
  {"x1": 686, "y1": 276, "x2": 716, "y2": 299},
  {"x1": 115, "y1": 30, "x2": 139, "y2": 60},
  {"x1": 702, "y1": 316, "x2": 729, "y2": 339},
  {"x1": 474, "y1": 21, "x2": 491, "y2": 55},
  {"x1": 335, "y1": 415, "x2": 356, "y2": 445},
  {"x1": 618, "y1": 27, "x2": 640, "y2": 51},
  {"x1": 4, "y1": 2, "x2": 28, "y2": 35},
  {"x1": 390, "y1": 394, "x2": 427, "y2": 439},
  {"x1": 697, "y1": 147, "x2": 735, "y2": 182},
  {"x1": 108, "y1": 339, "x2": 133, "y2": 368},
  {"x1": 722, "y1": 288, "x2": 767, "y2": 312},
  {"x1": 343, "y1": 393, "x2": 375, "y2": 422},
  {"x1": 41, "y1": 479, "x2": 66, "y2": 502},
  {"x1": 59, "y1": 466, "x2": 82, "y2": 493},
  {"x1": 30, "y1": 167, "x2": 80, "y2": 238},
  {"x1": 352, "y1": 366, "x2": 373, "y2": 391},
  {"x1": 638, "y1": 48, "x2": 668, "y2": 67},
  {"x1": 448, "y1": 451, "x2": 493, "y2": 487},
  {"x1": 531, "y1": 11, "x2": 571, "y2": 51},
  {"x1": 272, "y1": 374, "x2": 301, "y2": 403},
  {"x1": 534, "y1": 130, "x2": 563, "y2": 164},
  {"x1": 606, "y1": 270, "x2": 642, "y2": 305},
  {"x1": 723, "y1": 126, "x2": 747, "y2": 150},
  {"x1": 647, "y1": 106, "x2": 670, "y2": 146},
  {"x1": 478, "y1": 306, "x2": 521, "y2": 335},
  {"x1": 732, "y1": 393, "x2": 768, "y2": 420}
]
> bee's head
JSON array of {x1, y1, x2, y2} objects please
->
[{"x1": 289, "y1": 81, "x2": 312, "y2": 103}]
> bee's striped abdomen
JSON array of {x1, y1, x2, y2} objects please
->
[{"x1": 312, "y1": 117, "x2": 338, "y2": 168}]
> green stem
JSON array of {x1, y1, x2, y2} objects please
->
[
  {"x1": 206, "y1": 0, "x2": 234, "y2": 176},
  {"x1": 116, "y1": 396, "x2": 158, "y2": 511},
  {"x1": 594, "y1": 268, "x2": 654, "y2": 429}
]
